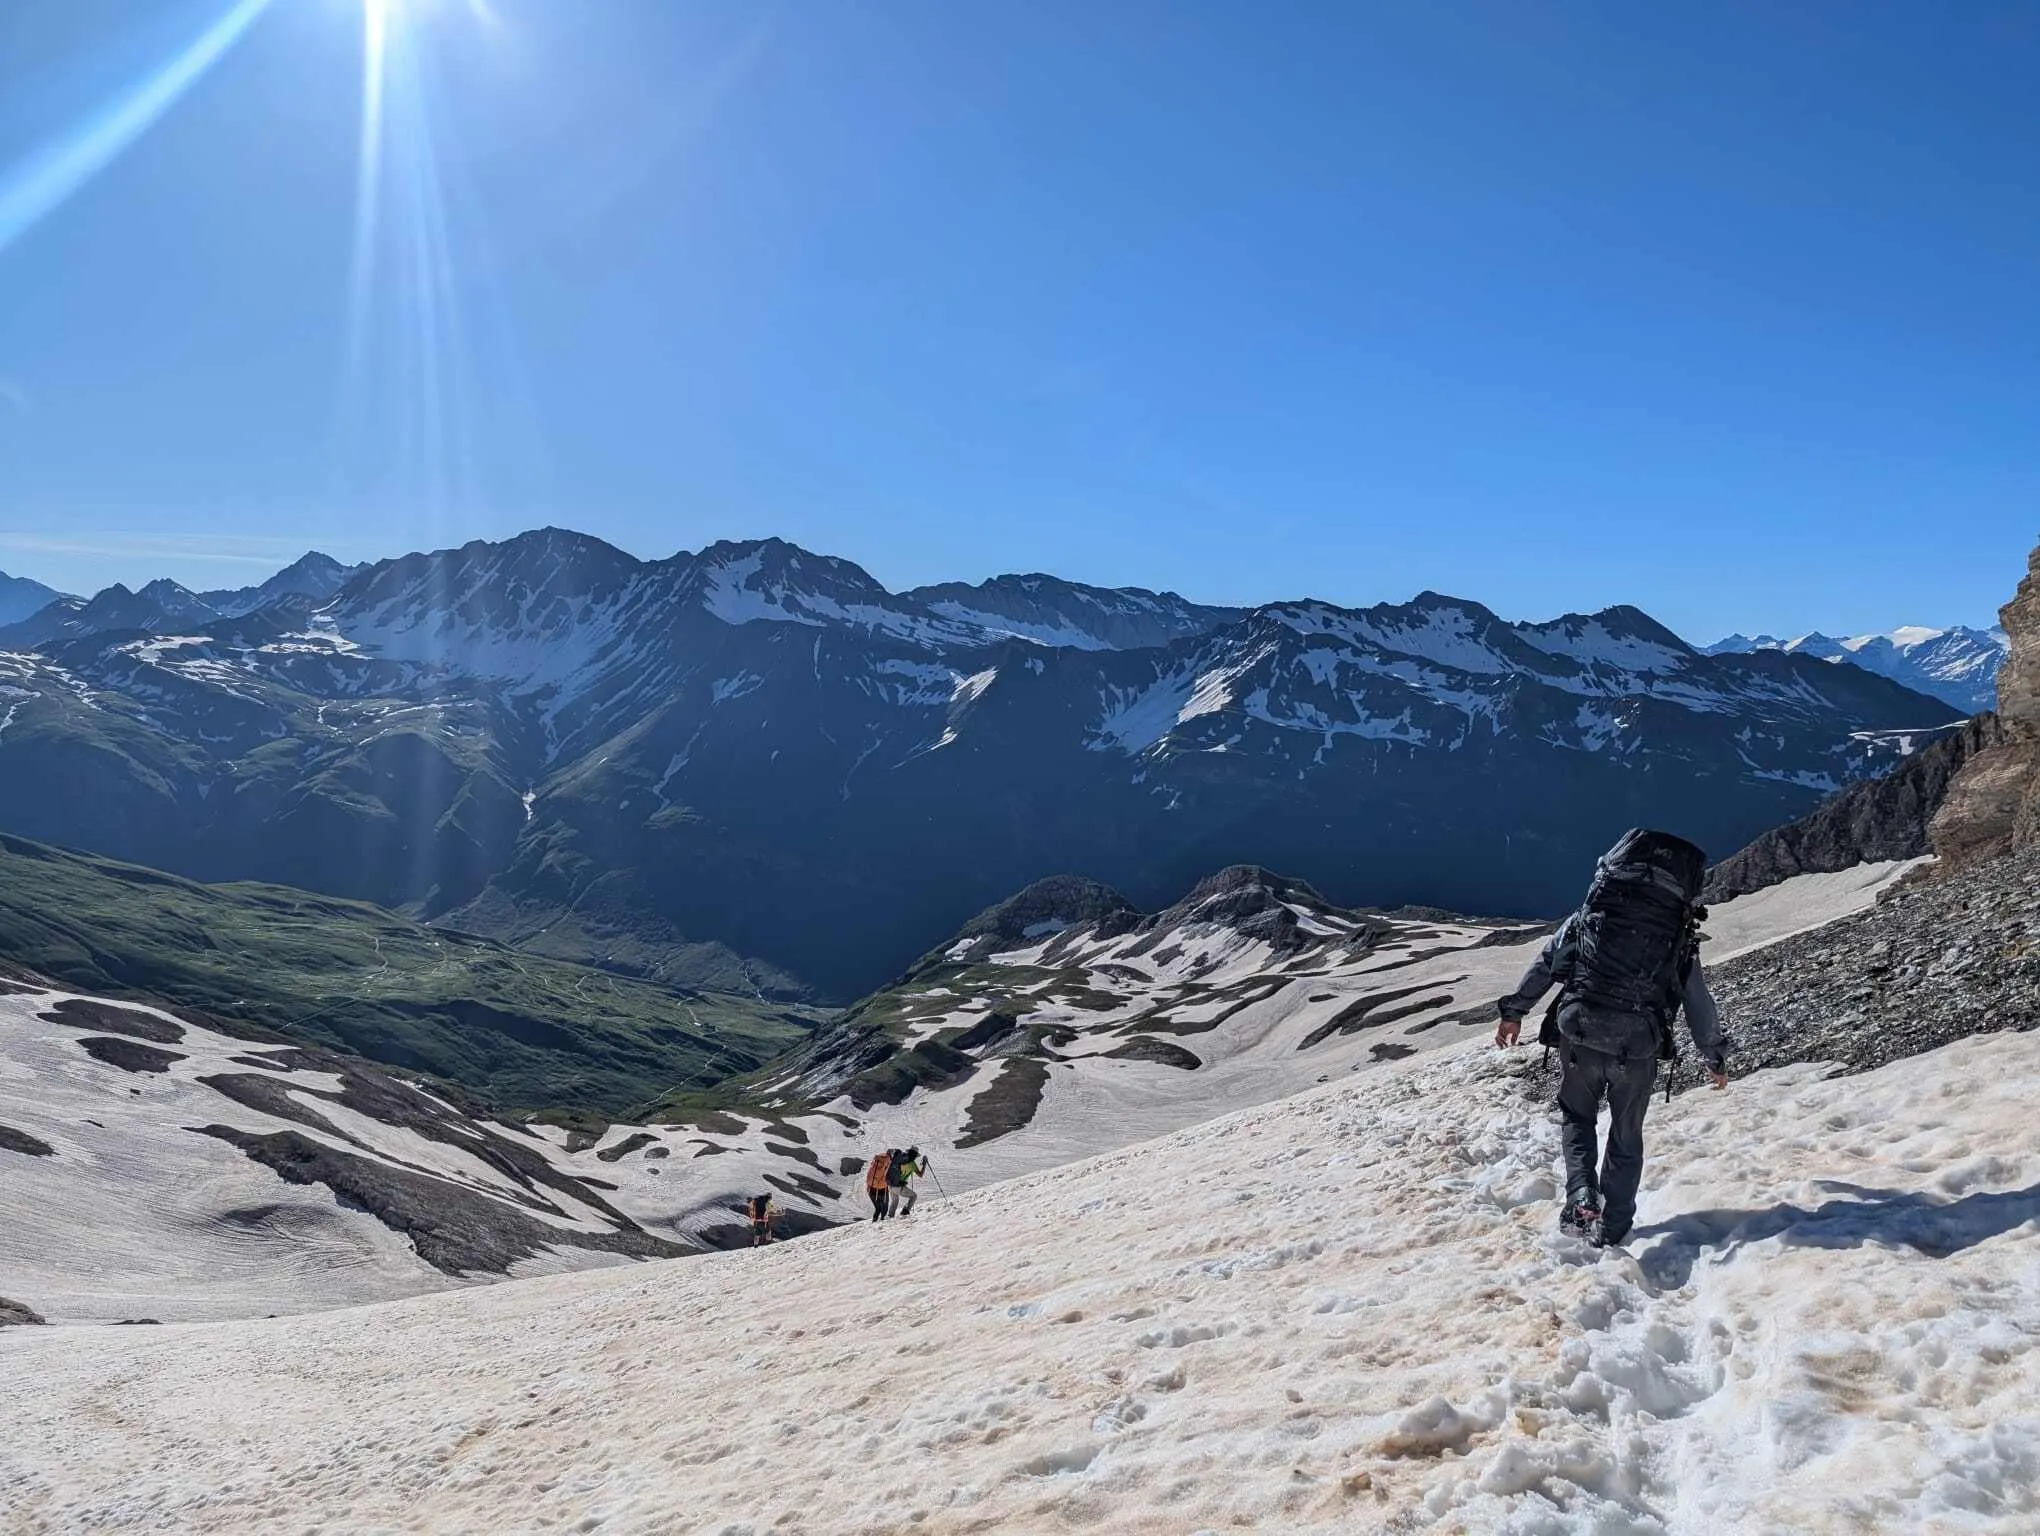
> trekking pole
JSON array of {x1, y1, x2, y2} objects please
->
[{"x1": 930, "y1": 1167, "x2": 952, "y2": 1203}]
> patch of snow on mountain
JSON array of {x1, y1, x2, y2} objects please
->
[
  {"x1": 1090, "y1": 667, "x2": 1201, "y2": 754},
  {"x1": 710, "y1": 672, "x2": 764, "y2": 704},
  {"x1": 923, "y1": 601, "x2": 1115, "y2": 650},
  {"x1": 869, "y1": 658, "x2": 960, "y2": 708},
  {"x1": 1274, "y1": 601, "x2": 1515, "y2": 676},
  {"x1": 1514, "y1": 616, "x2": 1691, "y2": 673},
  {"x1": 951, "y1": 667, "x2": 998, "y2": 705}
]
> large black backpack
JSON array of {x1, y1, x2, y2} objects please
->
[{"x1": 1562, "y1": 829, "x2": 1707, "y2": 1055}]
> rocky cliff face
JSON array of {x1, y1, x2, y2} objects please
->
[{"x1": 1931, "y1": 542, "x2": 2040, "y2": 867}]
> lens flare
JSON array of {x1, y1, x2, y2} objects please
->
[
  {"x1": 0, "y1": 0, "x2": 276, "y2": 257},
  {"x1": 337, "y1": 0, "x2": 508, "y2": 562}
]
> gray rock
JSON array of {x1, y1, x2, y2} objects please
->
[{"x1": 1709, "y1": 842, "x2": 2040, "y2": 1083}]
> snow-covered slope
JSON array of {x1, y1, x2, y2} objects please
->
[
  {"x1": 0, "y1": 863, "x2": 1908, "y2": 1326},
  {"x1": 0, "y1": 987, "x2": 687, "y2": 1323},
  {"x1": 1709, "y1": 625, "x2": 2007, "y2": 713},
  {"x1": 11, "y1": 1021, "x2": 2040, "y2": 1533},
  {"x1": 554, "y1": 862, "x2": 1917, "y2": 1250}
]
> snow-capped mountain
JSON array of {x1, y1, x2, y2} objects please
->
[
  {"x1": 0, "y1": 528, "x2": 1962, "y2": 1000},
  {"x1": 0, "y1": 551, "x2": 358, "y2": 650},
  {"x1": 0, "y1": 569, "x2": 64, "y2": 629},
  {"x1": 1707, "y1": 625, "x2": 2006, "y2": 713}
]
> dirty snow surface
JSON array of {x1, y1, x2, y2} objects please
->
[{"x1": 11, "y1": 1025, "x2": 2040, "y2": 1534}]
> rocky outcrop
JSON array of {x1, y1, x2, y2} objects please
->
[
  {"x1": 1705, "y1": 716, "x2": 2005, "y2": 902},
  {"x1": 0, "y1": 1298, "x2": 46, "y2": 1326},
  {"x1": 1931, "y1": 542, "x2": 2040, "y2": 868},
  {"x1": 946, "y1": 875, "x2": 1141, "y2": 958},
  {"x1": 1709, "y1": 843, "x2": 2040, "y2": 1079}
]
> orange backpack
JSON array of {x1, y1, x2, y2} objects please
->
[{"x1": 865, "y1": 1152, "x2": 892, "y2": 1193}]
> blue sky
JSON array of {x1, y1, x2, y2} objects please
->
[{"x1": 0, "y1": 1, "x2": 2034, "y2": 639}]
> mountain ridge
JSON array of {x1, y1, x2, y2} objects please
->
[
  {"x1": 0, "y1": 526, "x2": 1962, "y2": 1000},
  {"x1": 1706, "y1": 624, "x2": 2006, "y2": 712}
]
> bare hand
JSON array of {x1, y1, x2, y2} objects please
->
[
  {"x1": 1496, "y1": 1015, "x2": 1523, "y2": 1049},
  {"x1": 1708, "y1": 1070, "x2": 1729, "y2": 1090}
]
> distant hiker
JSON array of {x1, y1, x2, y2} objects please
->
[
  {"x1": 1496, "y1": 828, "x2": 1728, "y2": 1249},
  {"x1": 890, "y1": 1147, "x2": 929, "y2": 1217},
  {"x1": 865, "y1": 1150, "x2": 895, "y2": 1222},
  {"x1": 747, "y1": 1193, "x2": 776, "y2": 1246}
]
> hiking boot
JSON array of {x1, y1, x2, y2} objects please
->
[{"x1": 1559, "y1": 1201, "x2": 1603, "y2": 1245}]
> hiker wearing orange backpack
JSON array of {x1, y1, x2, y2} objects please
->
[{"x1": 864, "y1": 1149, "x2": 895, "y2": 1222}]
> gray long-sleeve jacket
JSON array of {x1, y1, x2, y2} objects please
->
[{"x1": 1498, "y1": 914, "x2": 1725, "y2": 1069}]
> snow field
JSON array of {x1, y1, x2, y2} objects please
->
[
  {"x1": 1699, "y1": 857, "x2": 1924, "y2": 962},
  {"x1": 0, "y1": 993, "x2": 640, "y2": 1321},
  {"x1": 12, "y1": 1026, "x2": 2040, "y2": 1532},
  {"x1": 580, "y1": 866, "x2": 1910, "y2": 1250}
]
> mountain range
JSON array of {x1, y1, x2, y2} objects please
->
[
  {"x1": 0, "y1": 529, "x2": 1964, "y2": 1001},
  {"x1": 1705, "y1": 625, "x2": 2006, "y2": 713},
  {"x1": 0, "y1": 551, "x2": 360, "y2": 649}
]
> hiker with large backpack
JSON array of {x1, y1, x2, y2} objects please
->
[
  {"x1": 865, "y1": 1150, "x2": 896, "y2": 1222},
  {"x1": 884, "y1": 1145, "x2": 914, "y2": 1216},
  {"x1": 1496, "y1": 828, "x2": 1728, "y2": 1249},
  {"x1": 890, "y1": 1147, "x2": 929, "y2": 1217},
  {"x1": 747, "y1": 1192, "x2": 776, "y2": 1246}
]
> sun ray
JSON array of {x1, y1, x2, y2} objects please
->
[
  {"x1": 0, "y1": 0, "x2": 276, "y2": 257},
  {"x1": 345, "y1": 0, "x2": 393, "y2": 380}
]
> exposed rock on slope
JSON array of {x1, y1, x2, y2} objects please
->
[
  {"x1": 1705, "y1": 715, "x2": 2003, "y2": 902},
  {"x1": 1934, "y1": 541, "x2": 2040, "y2": 869},
  {"x1": 1710, "y1": 843, "x2": 2040, "y2": 1077}
]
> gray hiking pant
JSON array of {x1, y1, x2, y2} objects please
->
[{"x1": 1557, "y1": 1041, "x2": 1658, "y2": 1241}]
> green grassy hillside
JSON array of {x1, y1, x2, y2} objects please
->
[{"x1": 0, "y1": 834, "x2": 820, "y2": 1116}]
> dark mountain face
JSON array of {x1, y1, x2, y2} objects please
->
[
  {"x1": 199, "y1": 551, "x2": 361, "y2": 617},
  {"x1": 0, "y1": 571, "x2": 65, "y2": 629},
  {"x1": 0, "y1": 529, "x2": 1958, "y2": 1000}
]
